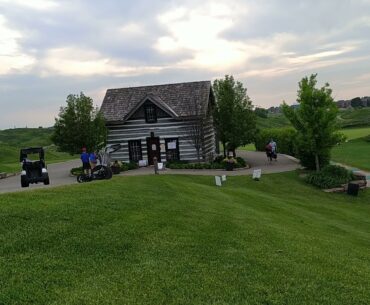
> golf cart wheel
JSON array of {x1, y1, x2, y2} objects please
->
[
  {"x1": 44, "y1": 177, "x2": 50, "y2": 185},
  {"x1": 76, "y1": 174, "x2": 84, "y2": 183},
  {"x1": 21, "y1": 176, "x2": 29, "y2": 188},
  {"x1": 104, "y1": 166, "x2": 113, "y2": 179},
  {"x1": 92, "y1": 165, "x2": 112, "y2": 180}
]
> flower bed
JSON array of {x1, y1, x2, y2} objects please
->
[{"x1": 166, "y1": 156, "x2": 248, "y2": 170}]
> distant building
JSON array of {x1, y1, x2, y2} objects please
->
[{"x1": 336, "y1": 100, "x2": 351, "y2": 108}]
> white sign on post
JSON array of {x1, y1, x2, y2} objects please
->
[
  {"x1": 222, "y1": 175, "x2": 227, "y2": 182},
  {"x1": 215, "y1": 176, "x2": 222, "y2": 186},
  {"x1": 157, "y1": 162, "x2": 164, "y2": 170},
  {"x1": 253, "y1": 169, "x2": 262, "y2": 180}
]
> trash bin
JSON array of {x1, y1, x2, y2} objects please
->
[{"x1": 347, "y1": 182, "x2": 359, "y2": 196}]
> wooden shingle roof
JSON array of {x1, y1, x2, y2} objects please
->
[{"x1": 100, "y1": 81, "x2": 212, "y2": 122}]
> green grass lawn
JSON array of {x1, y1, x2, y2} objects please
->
[
  {"x1": 332, "y1": 137, "x2": 370, "y2": 171},
  {"x1": 340, "y1": 126, "x2": 370, "y2": 140},
  {"x1": 331, "y1": 126, "x2": 370, "y2": 170},
  {"x1": 0, "y1": 173, "x2": 369, "y2": 304},
  {"x1": 239, "y1": 143, "x2": 256, "y2": 151}
]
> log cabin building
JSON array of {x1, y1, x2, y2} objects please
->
[{"x1": 100, "y1": 81, "x2": 217, "y2": 165}]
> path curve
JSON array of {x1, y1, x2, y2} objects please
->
[
  {"x1": 0, "y1": 152, "x2": 300, "y2": 194},
  {"x1": 120, "y1": 151, "x2": 300, "y2": 176},
  {"x1": 0, "y1": 159, "x2": 80, "y2": 194}
]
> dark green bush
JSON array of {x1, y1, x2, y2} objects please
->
[
  {"x1": 70, "y1": 167, "x2": 83, "y2": 176},
  {"x1": 236, "y1": 157, "x2": 246, "y2": 167},
  {"x1": 298, "y1": 149, "x2": 331, "y2": 170},
  {"x1": 166, "y1": 157, "x2": 247, "y2": 170},
  {"x1": 120, "y1": 162, "x2": 139, "y2": 171},
  {"x1": 254, "y1": 127, "x2": 297, "y2": 156},
  {"x1": 305, "y1": 165, "x2": 354, "y2": 189}
]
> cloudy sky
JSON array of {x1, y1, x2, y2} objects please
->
[{"x1": 1, "y1": 0, "x2": 370, "y2": 129}]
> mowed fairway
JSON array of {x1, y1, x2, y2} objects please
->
[
  {"x1": 0, "y1": 173, "x2": 369, "y2": 305},
  {"x1": 332, "y1": 127, "x2": 370, "y2": 171}
]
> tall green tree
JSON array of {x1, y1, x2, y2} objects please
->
[
  {"x1": 213, "y1": 75, "x2": 256, "y2": 157},
  {"x1": 282, "y1": 74, "x2": 341, "y2": 171},
  {"x1": 52, "y1": 93, "x2": 107, "y2": 155}
]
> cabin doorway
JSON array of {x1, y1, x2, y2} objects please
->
[{"x1": 146, "y1": 137, "x2": 161, "y2": 165}]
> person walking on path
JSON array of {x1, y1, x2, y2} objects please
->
[
  {"x1": 81, "y1": 147, "x2": 91, "y2": 175},
  {"x1": 269, "y1": 139, "x2": 277, "y2": 161}
]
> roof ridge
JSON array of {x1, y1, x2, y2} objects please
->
[{"x1": 107, "y1": 80, "x2": 211, "y2": 91}]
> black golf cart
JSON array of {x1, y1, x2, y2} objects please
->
[{"x1": 20, "y1": 147, "x2": 50, "y2": 188}]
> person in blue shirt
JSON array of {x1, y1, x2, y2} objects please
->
[
  {"x1": 80, "y1": 147, "x2": 91, "y2": 175},
  {"x1": 89, "y1": 151, "x2": 97, "y2": 170}
]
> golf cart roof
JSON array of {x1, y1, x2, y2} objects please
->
[{"x1": 20, "y1": 147, "x2": 45, "y2": 161}]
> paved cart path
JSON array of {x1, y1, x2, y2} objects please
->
[
  {"x1": 0, "y1": 152, "x2": 300, "y2": 194},
  {"x1": 120, "y1": 151, "x2": 300, "y2": 176},
  {"x1": 0, "y1": 159, "x2": 80, "y2": 194}
]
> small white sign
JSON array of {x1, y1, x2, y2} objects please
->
[
  {"x1": 215, "y1": 176, "x2": 222, "y2": 186},
  {"x1": 222, "y1": 175, "x2": 227, "y2": 182},
  {"x1": 158, "y1": 162, "x2": 164, "y2": 170},
  {"x1": 139, "y1": 160, "x2": 148, "y2": 167},
  {"x1": 253, "y1": 169, "x2": 262, "y2": 180},
  {"x1": 168, "y1": 141, "x2": 177, "y2": 149},
  {"x1": 151, "y1": 144, "x2": 157, "y2": 151}
]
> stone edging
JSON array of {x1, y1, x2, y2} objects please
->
[
  {"x1": 0, "y1": 172, "x2": 19, "y2": 179},
  {"x1": 166, "y1": 166, "x2": 251, "y2": 171}
]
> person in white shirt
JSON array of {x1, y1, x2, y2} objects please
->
[{"x1": 269, "y1": 139, "x2": 277, "y2": 160}]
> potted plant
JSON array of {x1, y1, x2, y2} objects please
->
[
  {"x1": 224, "y1": 157, "x2": 236, "y2": 171},
  {"x1": 111, "y1": 160, "x2": 122, "y2": 175}
]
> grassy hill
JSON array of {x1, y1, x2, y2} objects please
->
[
  {"x1": 256, "y1": 114, "x2": 291, "y2": 129},
  {"x1": 0, "y1": 173, "x2": 369, "y2": 304},
  {"x1": 257, "y1": 107, "x2": 370, "y2": 130},
  {"x1": 337, "y1": 108, "x2": 370, "y2": 128},
  {"x1": 0, "y1": 127, "x2": 54, "y2": 147},
  {"x1": 0, "y1": 128, "x2": 74, "y2": 173}
]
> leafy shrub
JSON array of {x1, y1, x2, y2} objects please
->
[
  {"x1": 213, "y1": 155, "x2": 225, "y2": 163},
  {"x1": 166, "y1": 157, "x2": 247, "y2": 170},
  {"x1": 70, "y1": 167, "x2": 83, "y2": 176},
  {"x1": 297, "y1": 149, "x2": 331, "y2": 171},
  {"x1": 236, "y1": 157, "x2": 246, "y2": 167},
  {"x1": 120, "y1": 162, "x2": 139, "y2": 171},
  {"x1": 305, "y1": 165, "x2": 354, "y2": 189},
  {"x1": 254, "y1": 127, "x2": 297, "y2": 156}
]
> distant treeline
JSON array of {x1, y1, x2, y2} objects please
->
[{"x1": 260, "y1": 96, "x2": 370, "y2": 114}]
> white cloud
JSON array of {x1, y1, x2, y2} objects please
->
[
  {"x1": 0, "y1": 0, "x2": 58, "y2": 10},
  {"x1": 42, "y1": 47, "x2": 164, "y2": 77},
  {"x1": 120, "y1": 23, "x2": 145, "y2": 37},
  {"x1": 0, "y1": 15, "x2": 35, "y2": 74},
  {"x1": 155, "y1": 1, "x2": 250, "y2": 70}
]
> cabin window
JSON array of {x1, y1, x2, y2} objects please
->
[
  {"x1": 128, "y1": 140, "x2": 142, "y2": 162},
  {"x1": 165, "y1": 138, "x2": 179, "y2": 161},
  {"x1": 145, "y1": 105, "x2": 157, "y2": 123}
]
